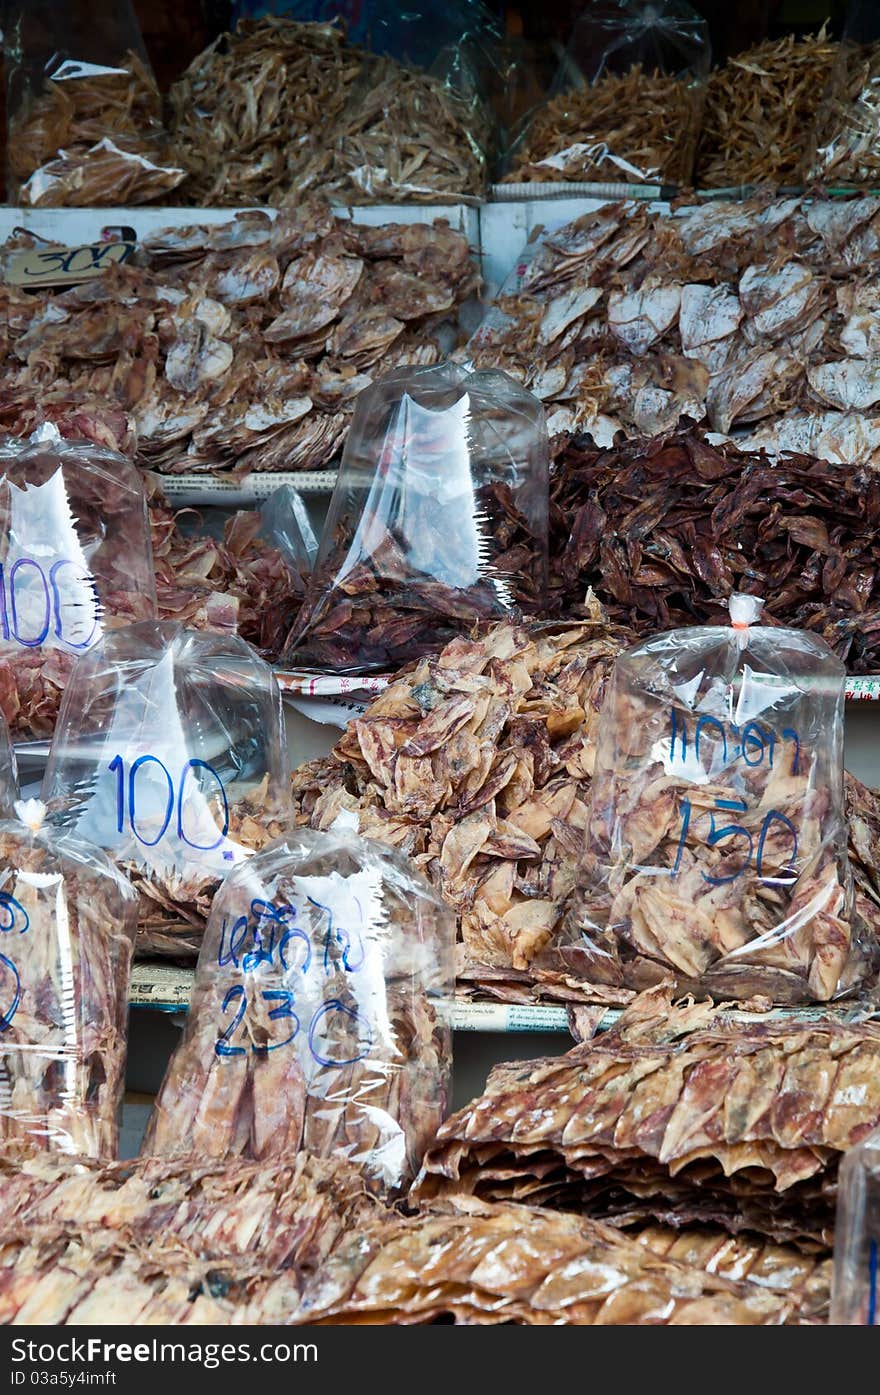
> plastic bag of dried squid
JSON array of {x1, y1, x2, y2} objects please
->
[
  {"x1": 503, "y1": 0, "x2": 709, "y2": 189},
  {"x1": 284, "y1": 362, "x2": 549, "y2": 673},
  {"x1": 40, "y1": 621, "x2": 291, "y2": 959},
  {"x1": 831, "y1": 1127, "x2": 880, "y2": 1325},
  {"x1": 0, "y1": 427, "x2": 157, "y2": 742},
  {"x1": 0, "y1": 797, "x2": 137, "y2": 1159},
  {"x1": 141, "y1": 820, "x2": 454, "y2": 1195},
  {"x1": 577, "y1": 595, "x2": 872, "y2": 1005},
  {"x1": 808, "y1": 1, "x2": 880, "y2": 187},
  {"x1": 4, "y1": 0, "x2": 185, "y2": 206}
]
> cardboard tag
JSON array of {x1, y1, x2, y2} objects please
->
[{"x1": 5, "y1": 240, "x2": 135, "y2": 290}]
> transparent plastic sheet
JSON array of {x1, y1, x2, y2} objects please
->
[
  {"x1": 831, "y1": 1129, "x2": 880, "y2": 1325},
  {"x1": 0, "y1": 428, "x2": 157, "y2": 742},
  {"x1": 503, "y1": 0, "x2": 709, "y2": 188},
  {"x1": 0, "y1": 715, "x2": 19, "y2": 820},
  {"x1": 0, "y1": 798, "x2": 137, "y2": 1160},
  {"x1": 809, "y1": 2, "x2": 880, "y2": 187},
  {"x1": 4, "y1": 1, "x2": 185, "y2": 207},
  {"x1": 284, "y1": 362, "x2": 549, "y2": 673},
  {"x1": 575, "y1": 596, "x2": 870, "y2": 1004},
  {"x1": 259, "y1": 485, "x2": 318, "y2": 573},
  {"x1": 142, "y1": 825, "x2": 454, "y2": 1195},
  {"x1": 42, "y1": 622, "x2": 290, "y2": 959}
]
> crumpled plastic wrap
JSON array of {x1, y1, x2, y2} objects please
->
[
  {"x1": 6, "y1": 1, "x2": 184, "y2": 206},
  {"x1": 0, "y1": 428, "x2": 157, "y2": 741},
  {"x1": 831, "y1": 1126, "x2": 880, "y2": 1324},
  {"x1": 285, "y1": 362, "x2": 549, "y2": 673},
  {"x1": 504, "y1": 0, "x2": 709, "y2": 187},
  {"x1": 142, "y1": 825, "x2": 454, "y2": 1196},
  {"x1": 575, "y1": 594, "x2": 870, "y2": 1004},
  {"x1": 0, "y1": 798, "x2": 137, "y2": 1159},
  {"x1": 41, "y1": 621, "x2": 291, "y2": 959}
]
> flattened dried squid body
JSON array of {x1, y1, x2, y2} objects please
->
[{"x1": 412, "y1": 987, "x2": 880, "y2": 1251}]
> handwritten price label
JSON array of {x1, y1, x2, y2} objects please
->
[
  {"x1": 5, "y1": 241, "x2": 135, "y2": 290},
  {"x1": 213, "y1": 870, "x2": 379, "y2": 1070}
]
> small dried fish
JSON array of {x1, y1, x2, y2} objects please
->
[
  {"x1": 811, "y1": 41, "x2": 880, "y2": 186},
  {"x1": 697, "y1": 30, "x2": 838, "y2": 188},
  {"x1": 9, "y1": 51, "x2": 184, "y2": 207},
  {"x1": 505, "y1": 66, "x2": 701, "y2": 186}
]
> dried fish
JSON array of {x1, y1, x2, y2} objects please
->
[
  {"x1": 696, "y1": 30, "x2": 838, "y2": 188},
  {"x1": 414, "y1": 986, "x2": 880, "y2": 1249},
  {"x1": 505, "y1": 66, "x2": 700, "y2": 186},
  {"x1": 811, "y1": 41, "x2": 880, "y2": 186},
  {"x1": 9, "y1": 52, "x2": 184, "y2": 207}
]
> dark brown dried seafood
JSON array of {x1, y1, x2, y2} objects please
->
[
  {"x1": 505, "y1": 66, "x2": 700, "y2": 186},
  {"x1": 0, "y1": 819, "x2": 136, "y2": 1160},
  {"x1": 9, "y1": 51, "x2": 184, "y2": 207},
  {"x1": 0, "y1": 1153, "x2": 803, "y2": 1325},
  {"x1": 810, "y1": 41, "x2": 880, "y2": 186},
  {"x1": 469, "y1": 195, "x2": 880, "y2": 455},
  {"x1": 413, "y1": 986, "x2": 880, "y2": 1249},
  {"x1": 290, "y1": 615, "x2": 637, "y2": 1004},
  {"x1": 547, "y1": 426, "x2": 880, "y2": 674},
  {"x1": 0, "y1": 206, "x2": 478, "y2": 478},
  {"x1": 696, "y1": 30, "x2": 838, "y2": 188},
  {"x1": 169, "y1": 19, "x2": 360, "y2": 206}
]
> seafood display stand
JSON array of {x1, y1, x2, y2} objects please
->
[{"x1": 8, "y1": 195, "x2": 880, "y2": 1149}]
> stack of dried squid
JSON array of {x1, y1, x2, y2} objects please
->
[
  {"x1": 0, "y1": 1153, "x2": 819, "y2": 1324},
  {"x1": 469, "y1": 195, "x2": 880, "y2": 460},
  {"x1": 0, "y1": 203, "x2": 478, "y2": 478},
  {"x1": 291, "y1": 615, "x2": 637, "y2": 1006},
  {"x1": 414, "y1": 987, "x2": 880, "y2": 1251}
]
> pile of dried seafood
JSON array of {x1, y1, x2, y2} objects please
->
[
  {"x1": 413, "y1": 987, "x2": 880, "y2": 1249},
  {"x1": 0, "y1": 819, "x2": 137, "y2": 1161},
  {"x1": 504, "y1": 67, "x2": 700, "y2": 186},
  {"x1": 696, "y1": 30, "x2": 839, "y2": 188},
  {"x1": 0, "y1": 1153, "x2": 812, "y2": 1324},
  {"x1": 469, "y1": 195, "x2": 880, "y2": 460},
  {"x1": 547, "y1": 427, "x2": 880, "y2": 674},
  {"x1": 168, "y1": 19, "x2": 360, "y2": 205},
  {"x1": 810, "y1": 41, "x2": 880, "y2": 186},
  {"x1": 9, "y1": 51, "x2": 184, "y2": 207},
  {"x1": 0, "y1": 204, "x2": 478, "y2": 478},
  {"x1": 149, "y1": 488, "x2": 305, "y2": 660},
  {"x1": 328, "y1": 59, "x2": 489, "y2": 203},
  {"x1": 291, "y1": 614, "x2": 637, "y2": 1005},
  {"x1": 169, "y1": 18, "x2": 490, "y2": 205}
]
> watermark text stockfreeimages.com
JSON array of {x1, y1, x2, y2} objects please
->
[{"x1": 10, "y1": 1339, "x2": 318, "y2": 1372}]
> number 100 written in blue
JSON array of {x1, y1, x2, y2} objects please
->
[{"x1": 108, "y1": 754, "x2": 229, "y2": 850}]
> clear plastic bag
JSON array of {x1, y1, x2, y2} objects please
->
[
  {"x1": 0, "y1": 715, "x2": 19, "y2": 820},
  {"x1": 578, "y1": 595, "x2": 867, "y2": 1004},
  {"x1": 0, "y1": 798, "x2": 137, "y2": 1159},
  {"x1": 809, "y1": 2, "x2": 880, "y2": 187},
  {"x1": 259, "y1": 485, "x2": 318, "y2": 573},
  {"x1": 504, "y1": 0, "x2": 709, "y2": 188},
  {"x1": 285, "y1": 362, "x2": 549, "y2": 673},
  {"x1": 141, "y1": 823, "x2": 454, "y2": 1195},
  {"x1": 0, "y1": 428, "x2": 157, "y2": 741},
  {"x1": 831, "y1": 1128, "x2": 880, "y2": 1325},
  {"x1": 42, "y1": 621, "x2": 290, "y2": 959},
  {"x1": 4, "y1": 0, "x2": 185, "y2": 206}
]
